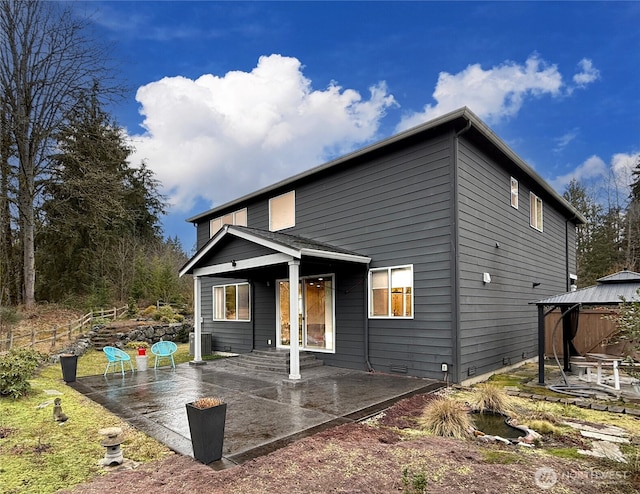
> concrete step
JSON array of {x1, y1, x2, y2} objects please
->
[
  {"x1": 229, "y1": 359, "x2": 323, "y2": 373},
  {"x1": 237, "y1": 352, "x2": 319, "y2": 364},
  {"x1": 227, "y1": 349, "x2": 323, "y2": 373}
]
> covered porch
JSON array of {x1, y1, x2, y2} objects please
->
[{"x1": 180, "y1": 225, "x2": 371, "y2": 380}]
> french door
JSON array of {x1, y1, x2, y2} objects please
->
[{"x1": 277, "y1": 274, "x2": 334, "y2": 352}]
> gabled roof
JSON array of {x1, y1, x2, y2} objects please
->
[
  {"x1": 186, "y1": 107, "x2": 586, "y2": 226},
  {"x1": 179, "y1": 225, "x2": 371, "y2": 277},
  {"x1": 534, "y1": 270, "x2": 640, "y2": 306}
]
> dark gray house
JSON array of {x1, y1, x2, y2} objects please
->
[{"x1": 180, "y1": 107, "x2": 585, "y2": 384}]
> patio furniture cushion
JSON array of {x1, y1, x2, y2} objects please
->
[
  {"x1": 103, "y1": 346, "x2": 135, "y2": 376},
  {"x1": 151, "y1": 341, "x2": 177, "y2": 369}
]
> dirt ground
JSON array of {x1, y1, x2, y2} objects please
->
[{"x1": 58, "y1": 394, "x2": 638, "y2": 494}]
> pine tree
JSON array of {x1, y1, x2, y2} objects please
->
[{"x1": 38, "y1": 87, "x2": 164, "y2": 302}]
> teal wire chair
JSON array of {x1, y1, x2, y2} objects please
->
[
  {"x1": 151, "y1": 341, "x2": 177, "y2": 369},
  {"x1": 103, "y1": 346, "x2": 134, "y2": 376}
]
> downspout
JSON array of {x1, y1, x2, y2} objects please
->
[
  {"x1": 451, "y1": 119, "x2": 472, "y2": 383},
  {"x1": 565, "y1": 214, "x2": 578, "y2": 292}
]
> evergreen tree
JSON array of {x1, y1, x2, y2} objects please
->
[
  {"x1": 37, "y1": 87, "x2": 165, "y2": 303},
  {"x1": 624, "y1": 156, "x2": 640, "y2": 271}
]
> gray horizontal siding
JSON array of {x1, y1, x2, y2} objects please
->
[
  {"x1": 320, "y1": 269, "x2": 367, "y2": 370},
  {"x1": 193, "y1": 130, "x2": 456, "y2": 379},
  {"x1": 286, "y1": 132, "x2": 455, "y2": 378},
  {"x1": 456, "y1": 136, "x2": 575, "y2": 379},
  {"x1": 204, "y1": 236, "x2": 276, "y2": 265},
  {"x1": 200, "y1": 276, "x2": 253, "y2": 354},
  {"x1": 253, "y1": 282, "x2": 276, "y2": 349}
]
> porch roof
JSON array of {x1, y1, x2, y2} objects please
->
[{"x1": 179, "y1": 225, "x2": 371, "y2": 277}]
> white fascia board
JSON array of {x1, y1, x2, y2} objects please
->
[
  {"x1": 179, "y1": 229, "x2": 229, "y2": 277},
  {"x1": 300, "y1": 248, "x2": 371, "y2": 264},
  {"x1": 192, "y1": 253, "x2": 293, "y2": 277}
]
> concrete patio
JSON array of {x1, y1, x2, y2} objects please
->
[{"x1": 69, "y1": 358, "x2": 441, "y2": 468}]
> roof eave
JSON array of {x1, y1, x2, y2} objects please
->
[{"x1": 187, "y1": 107, "x2": 586, "y2": 226}]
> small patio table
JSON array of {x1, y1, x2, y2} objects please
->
[{"x1": 586, "y1": 353, "x2": 622, "y2": 391}]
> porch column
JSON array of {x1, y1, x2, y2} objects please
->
[
  {"x1": 288, "y1": 260, "x2": 301, "y2": 380},
  {"x1": 191, "y1": 276, "x2": 204, "y2": 365}
]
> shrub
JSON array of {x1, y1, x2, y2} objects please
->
[
  {"x1": 175, "y1": 325, "x2": 190, "y2": 343},
  {"x1": 0, "y1": 348, "x2": 46, "y2": 398},
  {"x1": 126, "y1": 297, "x2": 139, "y2": 318},
  {"x1": 142, "y1": 305, "x2": 157, "y2": 317},
  {"x1": 471, "y1": 383, "x2": 511, "y2": 413},
  {"x1": 605, "y1": 289, "x2": 640, "y2": 379},
  {"x1": 402, "y1": 467, "x2": 428, "y2": 494},
  {"x1": 418, "y1": 397, "x2": 473, "y2": 439}
]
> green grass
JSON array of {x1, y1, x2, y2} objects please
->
[
  {"x1": 0, "y1": 344, "x2": 222, "y2": 494},
  {"x1": 481, "y1": 449, "x2": 527, "y2": 464},
  {"x1": 546, "y1": 447, "x2": 584, "y2": 460}
]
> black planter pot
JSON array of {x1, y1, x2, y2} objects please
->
[
  {"x1": 186, "y1": 402, "x2": 226, "y2": 463},
  {"x1": 60, "y1": 354, "x2": 78, "y2": 383}
]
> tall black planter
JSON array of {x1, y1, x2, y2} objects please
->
[
  {"x1": 60, "y1": 354, "x2": 78, "y2": 383},
  {"x1": 186, "y1": 402, "x2": 226, "y2": 463}
]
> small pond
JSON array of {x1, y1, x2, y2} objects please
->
[{"x1": 471, "y1": 411, "x2": 525, "y2": 440}]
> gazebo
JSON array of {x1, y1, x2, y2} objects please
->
[{"x1": 533, "y1": 269, "x2": 640, "y2": 385}]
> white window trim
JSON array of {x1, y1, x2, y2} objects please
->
[
  {"x1": 269, "y1": 190, "x2": 295, "y2": 231},
  {"x1": 210, "y1": 208, "x2": 248, "y2": 237},
  {"x1": 368, "y1": 264, "x2": 414, "y2": 319},
  {"x1": 212, "y1": 282, "x2": 251, "y2": 322},
  {"x1": 530, "y1": 192, "x2": 543, "y2": 232},
  {"x1": 510, "y1": 177, "x2": 519, "y2": 209}
]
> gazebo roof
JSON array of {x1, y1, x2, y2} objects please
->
[{"x1": 534, "y1": 270, "x2": 640, "y2": 306}]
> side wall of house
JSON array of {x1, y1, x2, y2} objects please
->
[
  {"x1": 456, "y1": 136, "x2": 577, "y2": 380},
  {"x1": 194, "y1": 130, "x2": 456, "y2": 378}
]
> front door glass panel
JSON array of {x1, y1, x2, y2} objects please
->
[{"x1": 278, "y1": 275, "x2": 334, "y2": 352}]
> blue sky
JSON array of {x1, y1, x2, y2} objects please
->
[{"x1": 76, "y1": 1, "x2": 640, "y2": 253}]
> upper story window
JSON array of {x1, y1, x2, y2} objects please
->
[
  {"x1": 210, "y1": 208, "x2": 247, "y2": 237},
  {"x1": 269, "y1": 191, "x2": 295, "y2": 231},
  {"x1": 213, "y1": 283, "x2": 250, "y2": 321},
  {"x1": 510, "y1": 177, "x2": 519, "y2": 209},
  {"x1": 530, "y1": 193, "x2": 543, "y2": 232},
  {"x1": 369, "y1": 265, "x2": 413, "y2": 318}
]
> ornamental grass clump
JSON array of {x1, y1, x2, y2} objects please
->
[
  {"x1": 472, "y1": 382, "x2": 512, "y2": 414},
  {"x1": 192, "y1": 397, "x2": 224, "y2": 409},
  {"x1": 419, "y1": 397, "x2": 473, "y2": 439}
]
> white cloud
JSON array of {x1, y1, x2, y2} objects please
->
[
  {"x1": 128, "y1": 55, "x2": 396, "y2": 211},
  {"x1": 553, "y1": 129, "x2": 579, "y2": 153},
  {"x1": 611, "y1": 152, "x2": 639, "y2": 192},
  {"x1": 550, "y1": 152, "x2": 639, "y2": 195},
  {"x1": 573, "y1": 58, "x2": 600, "y2": 87},
  {"x1": 550, "y1": 155, "x2": 607, "y2": 190},
  {"x1": 397, "y1": 55, "x2": 564, "y2": 131}
]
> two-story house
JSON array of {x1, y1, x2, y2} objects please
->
[{"x1": 180, "y1": 107, "x2": 585, "y2": 384}]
